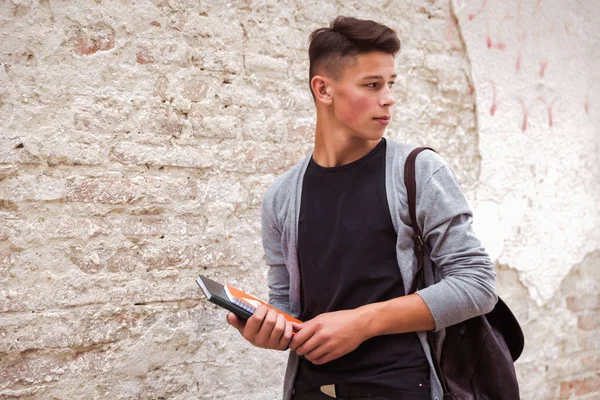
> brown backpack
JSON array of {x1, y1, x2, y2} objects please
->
[{"x1": 405, "y1": 147, "x2": 525, "y2": 400}]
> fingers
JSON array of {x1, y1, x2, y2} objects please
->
[
  {"x1": 253, "y1": 307, "x2": 278, "y2": 346},
  {"x1": 275, "y1": 313, "x2": 294, "y2": 350},
  {"x1": 289, "y1": 323, "x2": 315, "y2": 353},
  {"x1": 294, "y1": 334, "x2": 336, "y2": 365},
  {"x1": 291, "y1": 322, "x2": 303, "y2": 332},
  {"x1": 243, "y1": 305, "x2": 269, "y2": 339},
  {"x1": 269, "y1": 312, "x2": 286, "y2": 347},
  {"x1": 294, "y1": 337, "x2": 321, "y2": 357},
  {"x1": 226, "y1": 312, "x2": 245, "y2": 331},
  {"x1": 306, "y1": 347, "x2": 333, "y2": 365},
  {"x1": 290, "y1": 324, "x2": 322, "y2": 357},
  {"x1": 235, "y1": 305, "x2": 294, "y2": 350}
]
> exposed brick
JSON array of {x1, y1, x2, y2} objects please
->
[
  {"x1": 287, "y1": 117, "x2": 316, "y2": 144},
  {"x1": 577, "y1": 312, "x2": 600, "y2": 331},
  {"x1": 193, "y1": 113, "x2": 241, "y2": 139},
  {"x1": 560, "y1": 376, "x2": 600, "y2": 398},
  {"x1": 0, "y1": 140, "x2": 41, "y2": 164},
  {"x1": 76, "y1": 24, "x2": 116, "y2": 56},
  {"x1": 106, "y1": 247, "x2": 141, "y2": 273},
  {"x1": 567, "y1": 295, "x2": 600, "y2": 312},
  {"x1": 136, "y1": 46, "x2": 154, "y2": 64},
  {"x1": 0, "y1": 165, "x2": 18, "y2": 181},
  {"x1": 0, "y1": 174, "x2": 66, "y2": 202},
  {"x1": 66, "y1": 175, "x2": 144, "y2": 204},
  {"x1": 119, "y1": 215, "x2": 206, "y2": 237},
  {"x1": 192, "y1": 50, "x2": 244, "y2": 74},
  {"x1": 110, "y1": 142, "x2": 213, "y2": 169},
  {"x1": 4, "y1": 217, "x2": 111, "y2": 246},
  {"x1": 153, "y1": 75, "x2": 169, "y2": 100},
  {"x1": 133, "y1": 39, "x2": 192, "y2": 67},
  {"x1": 245, "y1": 52, "x2": 288, "y2": 78},
  {"x1": 182, "y1": 79, "x2": 209, "y2": 102},
  {"x1": 0, "y1": 252, "x2": 10, "y2": 281}
]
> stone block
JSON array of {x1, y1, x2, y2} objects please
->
[
  {"x1": 110, "y1": 142, "x2": 214, "y2": 169},
  {"x1": 0, "y1": 174, "x2": 66, "y2": 202}
]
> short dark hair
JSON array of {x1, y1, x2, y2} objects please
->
[{"x1": 308, "y1": 16, "x2": 401, "y2": 84}]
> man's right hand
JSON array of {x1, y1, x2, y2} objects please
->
[{"x1": 226, "y1": 305, "x2": 294, "y2": 350}]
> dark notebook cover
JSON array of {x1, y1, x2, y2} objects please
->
[{"x1": 196, "y1": 274, "x2": 254, "y2": 320}]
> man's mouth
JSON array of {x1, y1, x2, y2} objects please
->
[{"x1": 373, "y1": 116, "x2": 391, "y2": 125}]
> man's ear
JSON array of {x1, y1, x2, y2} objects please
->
[{"x1": 311, "y1": 75, "x2": 333, "y2": 105}]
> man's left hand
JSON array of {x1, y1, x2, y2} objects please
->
[{"x1": 289, "y1": 309, "x2": 369, "y2": 365}]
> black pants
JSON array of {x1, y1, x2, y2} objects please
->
[
  {"x1": 293, "y1": 393, "x2": 396, "y2": 400},
  {"x1": 292, "y1": 383, "x2": 430, "y2": 400}
]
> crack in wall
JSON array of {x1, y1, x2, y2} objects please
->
[{"x1": 449, "y1": 0, "x2": 482, "y2": 185}]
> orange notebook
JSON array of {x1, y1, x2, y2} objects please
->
[{"x1": 224, "y1": 283, "x2": 302, "y2": 325}]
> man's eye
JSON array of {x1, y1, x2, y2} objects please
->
[
  {"x1": 388, "y1": 82, "x2": 395, "y2": 88},
  {"x1": 366, "y1": 83, "x2": 378, "y2": 88}
]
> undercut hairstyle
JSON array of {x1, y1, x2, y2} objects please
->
[{"x1": 308, "y1": 16, "x2": 401, "y2": 88}]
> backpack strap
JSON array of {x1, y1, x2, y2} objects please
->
[
  {"x1": 404, "y1": 146, "x2": 436, "y2": 294},
  {"x1": 404, "y1": 146, "x2": 452, "y2": 396}
]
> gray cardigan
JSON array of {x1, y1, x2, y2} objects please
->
[{"x1": 261, "y1": 139, "x2": 497, "y2": 400}]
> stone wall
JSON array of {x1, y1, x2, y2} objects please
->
[{"x1": 0, "y1": 1, "x2": 598, "y2": 399}]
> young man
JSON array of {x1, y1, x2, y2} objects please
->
[{"x1": 227, "y1": 16, "x2": 497, "y2": 400}]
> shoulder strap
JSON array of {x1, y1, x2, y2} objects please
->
[
  {"x1": 404, "y1": 147, "x2": 436, "y2": 294},
  {"x1": 404, "y1": 146, "x2": 451, "y2": 394}
]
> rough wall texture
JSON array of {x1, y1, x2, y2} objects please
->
[{"x1": 0, "y1": 1, "x2": 597, "y2": 399}]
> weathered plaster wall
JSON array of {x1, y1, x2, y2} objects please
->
[
  {"x1": 0, "y1": 1, "x2": 597, "y2": 399},
  {"x1": 451, "y1": 1, "x2": 599, "y2": 398}
]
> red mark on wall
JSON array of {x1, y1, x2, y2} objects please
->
[
  {"x1": 468, "y1": 0, "x2": 488, "y2": 21},
  {"x1": 493, "y1": 14, "x2": 512, "y2": 51},
  {"x1": 487, "y1": 80, "x2": 497, "y2": 116},
  {"x1": 563, "y1": 20, "x2": 577, "y2": 37},
  {"x1": 486, "y1": 34, "x2": 507, "y2": 51},
  {"x1": 515, "y1": 31, "x2": 527, "y2": 72},
  {"x1": 518, "y1": 97, "x2": 533, "y2": 132},
  {"x1": 538, "y1": 97, "x2": 557, "y2": 127},
  {"x1": 540, "y1": 60, "x2": 548, "y2": 78},
  {"x1": 584, "y1": 87, "x2": 594, "y2": 115}
]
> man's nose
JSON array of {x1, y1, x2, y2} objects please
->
[{"x1": 381, "y1": 86, "x2": 395, "y2": 107}]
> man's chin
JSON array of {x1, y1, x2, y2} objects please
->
[{"x1": 355, "y1": 129, "x2": 386, "y2": 142}]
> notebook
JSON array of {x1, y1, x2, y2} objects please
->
[{"x1": 196, "y1": 274, "x2": 302, "y2": 325}]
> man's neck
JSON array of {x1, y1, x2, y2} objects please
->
[{"x1": 312, "y1": 121, "x2": 382, "y2": 168}]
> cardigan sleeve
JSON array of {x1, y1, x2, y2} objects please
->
[
  {"x1": 261, "y1": 186, "x2": 292, "y2": 315},
  {"x1": 414, "y1": 164, "x2": 497, "y2": 331}
]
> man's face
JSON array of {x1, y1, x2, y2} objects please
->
[{"x1": 327, "y1": 51, "x2": 397, "y2": 140}]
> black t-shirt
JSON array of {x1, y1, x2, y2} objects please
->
[{"x1": 295, "y1": 138, "x2": 430, "y2": 393}]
